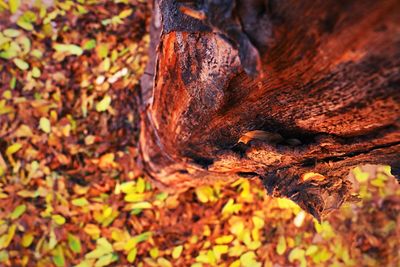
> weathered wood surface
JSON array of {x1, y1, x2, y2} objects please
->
[{"x1": 139, "y1": 0, "x2": 400, "y2": 219}]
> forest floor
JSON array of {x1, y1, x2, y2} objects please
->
[{"x1": 0, "y1": 1, "x2": 399, "y2": 266}]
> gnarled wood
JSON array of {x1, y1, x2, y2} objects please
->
[{"x1": 139, "y1": 0, "x2": 400, "y2": 219}]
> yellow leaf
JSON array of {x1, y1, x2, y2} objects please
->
[
  {"x1": 288, "y1": 247, "x2": 305, "y2": 263},
  {"x1": 124, "y1": 193, "x2": 145, "y2": 203},
  {"x1": 352, "y1": 167, "x2": 369, "y2": 183},
  {"x1": 238, "y1": 130, "x2": 283, "y2": 144},
  {"x1": 98, "y1": 153, "x2": 117, "y2": 169},
  {"x1": 229, "y1": 260, "x2": 240, "y2": 267},
  {"x1": 127, "y1": 247, "x2": 137, "y2": 263},
  {"x1": 222, "y1": 199, "x2": 242, "y2": 215},
  {"x1": 195, "y1": 186, "x2": 214, "y2": 203},
  {"x1": 305, "y1": 245, "x2": 318, "y2": 256},
  {"x1": 128, "y1": 201, "x2": 152, "y2": 210},
  {"x1": 157, "y1": 257, "x2": 172, "y2": 267},
  {"x1": 32, "y1": 67, "x2": 41, "y2": 78},
  {"x1": 3, "y1": 29, "x2": 20, "y2": 37},
  {"x1": 96, "y1": 43, "x2": 109, "y2": 59},
  {"x1": 84, "y1": 224, "x2": 101, "y2": 239},
  {"x1": 252, "y1": 216, "x2": 264, "y2": 229},
  {"x1": 120, "y1": 181, "x2": 136, "y2": 194},
  {"x1": 102, "y1": 207, "x2": 113, "y2": 218},
  {"x1": 94, "y1": 253, "x2": 116, "y2": 267},
  {"x1": 0, "y1": 224, "x2": 16, "y2": 249},
  {"x1": 9, "y1": 0, "x2": 21, "y2": 14},
  {"x1": 124, "y1": 238, "x2": 137, "y2": 253},
  {"x1": 6, "y1": 143, "x2": 22, "y2": 156},
  {"x1": 53, "y1": 43, "x2": 83, "y2": 56},
  {"x1": 14, "y1": 125, "x2": 33, "y2": 138},
  {"x1": 85, "y1": 238, "x2": 113, "y2": 259},
  {"x1": 21, "y1": 232, "x2": 34, "y2": 247},
  {"x1": 212, "y1": 245, "x2": 228, "y2": 261},
  {"x1": 52, "y1": 214, "x2": 66, "y2": 225},
  {"x1": 172, "y1": 245, "x2": 183, "y2": 259},
  {"x1": 136, "y1": 178, "x2": 146, "y2": 193},
  {"x1": 119, "y1": 9, "x2": 133, "y2": 18},
  {"x1": 149, "y1": 247, "x2": 159, "y2": 259},
  {"x1": 229, "y1": 220, "x2": 244, "y2": 237},
  {"x1": 10, "y1": 204, "x2": 26, "y2": 220},
  {"x1": 13, "y1": 58, "x2": 29, "y2": 70},
  {"x1": 215, "y1": 235, "x2": 234, "y2": 244},
  {"x1": 96, "y1": 95, "x2": 111, "y2": 112},
  {"x1": 240, "y1": 251, "x2": 261, "y2": 267},
  {"x1": 301, "y1": 172, "x2": 326, "y2": 182},
  {"x1": 39, "y1": 117, "x2": 51, "y2": 133}
]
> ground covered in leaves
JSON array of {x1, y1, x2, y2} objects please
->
[{"x1": 0, "y1": 1, "x2": 399, "y2": 266}]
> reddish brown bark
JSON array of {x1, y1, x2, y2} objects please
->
[{"x1": 139, "y1": 0, "x2": 400, "y2": 219}]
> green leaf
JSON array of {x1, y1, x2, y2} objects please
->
[
  {"x1": 68, "y1": 234, "x2": 82, "y2": 253},
  {"x1": 74, "y1": 260, "x2": 93, "y2": 267},
  {"x1": 53, "y1": 43, "x2": 83, "y2": 56},
  {"x1": 16, "y1": 18, "x2": 33, "y2": 31},
  {"x1": 3, "y1": 29, "x2": 20, "y2": 37},
  {"x1": 83, "y1": 39, "x2": 96, "y2": 50},
  {"x1": 96, "y1": 43, "x2": 109, "y2": 59},
  {"x1": 85, "y1": 238, "x2": 113, "y2": 259},
  {"x1": 0, "y1": 48, "x2": 17, "y2": 59},
  {"x1": 10, "y1": 204, "x2": 26, "y2": 220},
  {"x1": 71, "y1": 197, "x2": 89, "y2": 207},
  {"x1": 31, "y1": 49, "x2": 43, "y2": 58},
  {"x1": 0, "y1": 250, "x2": 9, "y2": 262},
  {"x1": 155, "y1": 192, "x2": 168, "y2": 201},
  {"x1": 9, "y1": 0, "x2": 20, "y2": 14},
  {"x1": 276, "y1": 236, "x2": 287, "y2": 255},
  {"x1": 95, "y1": 253, "x2": 117, "y2": 267},
  {"x1": 52, "y1": 245, "x2": 65, "y2": 267},
  {"x1": 124, "y1": 232, "x2": 152, "y2": 252},
  {"x1": 13, "y1": 58, "x2": 29, "y2": 70},
  {"x1": 128, "y1": 202, "x2": 152, "y2": 210},
  {"x1": 9, "y1": 76, "x2": 16, "y2": 89},
  {"x1": 96, "y1": 95, "x2": 111, "y2": 112},
  {"x1": 39, "y1": 117, "x2": 51, "y2": 133}
]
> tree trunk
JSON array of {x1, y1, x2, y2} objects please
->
[{"x1": 139, "y1": 0, "x2": 400, "y2": 220}]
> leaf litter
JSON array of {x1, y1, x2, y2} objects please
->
[{"x1": 0, "y1": 1, "x2": 399, "y2": 267}]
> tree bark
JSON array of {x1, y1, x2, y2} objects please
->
[{"x1": 139, "y1": 0, "x2": 400, "y2": 220}]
